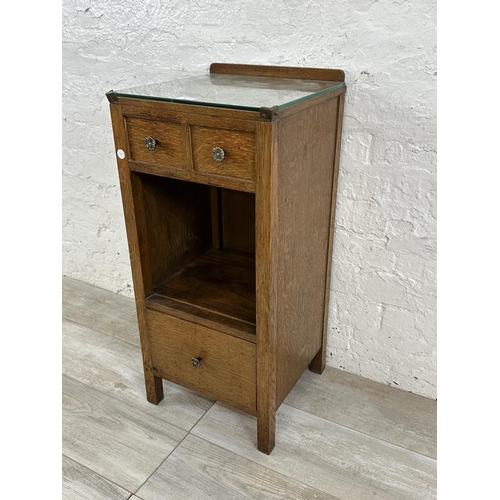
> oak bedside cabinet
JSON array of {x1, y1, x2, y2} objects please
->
[{"x1": 106, "y1": 63, "x2": 346, "y2": 454}]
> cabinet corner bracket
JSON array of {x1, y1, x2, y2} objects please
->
[
  {"x1": 106, "y1": 91, "x2": 118, "y2": 103},
  {"x1": 259, "y1": 106, "x2": 279, "y2": 121}
]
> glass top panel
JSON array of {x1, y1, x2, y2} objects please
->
[{"x1": 112, "y1": 74, "x2": 345, "y2": 111}]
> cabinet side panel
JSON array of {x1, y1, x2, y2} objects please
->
[
  {"x1": 310, "y1": 93, "x2": 345, "y2": 374},
  {"x1": 275, "y1": 97, "x2": 339, "y2": 407}
]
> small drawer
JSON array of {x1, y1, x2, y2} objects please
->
[
  {"x1": 126, "y1": 117, "x2": 187, "y2": 169},
  {"x1": 191, "y1": 126, "x2": 255, "y2": 181},
  {"x1": 146, "y1": 309, "x2": 256, "y2": 414}
]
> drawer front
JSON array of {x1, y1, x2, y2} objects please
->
[
  {"x1": 191, "y1": 126, "x2": 255, "y2": 181},
  {"x1": 146, "y1": 309, "x2": 256, "y2": 414},
  {"x1": 126, "y1": 117, "x2": 187, "y2": 169}
]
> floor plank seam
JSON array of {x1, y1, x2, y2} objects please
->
[
  {"x1": 129, "y1": 401, "x2": 220, "y2": 495},
  {"x1": 187, "y1": 398, "x2": 218, "y2": 432},
  {"x1": 282, "y1": 402, "x2": 437, "y2": 461},
  {"x1": 133, "y1": 430, "x2": 193, "y2": 495},
  {"x1": 187, "y1": 431, "x2": 341, "y2": 500},
  {"x1": 62, "y1": 453, "x2": 134, "y2": 497}
]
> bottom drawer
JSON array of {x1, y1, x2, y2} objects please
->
[{"x1": 146, "y1": 309, "x2": 257, "y2": 414}]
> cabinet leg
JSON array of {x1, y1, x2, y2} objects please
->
[
  {"x1": 257, "y1": 409, "x2": 276, "y2": 455},
  {"x1": 144, "y1": 368, "x2": 164, "y2": 405},
  {"x1": 309, "y1": 345, "x2": 326, "y2": 374}
]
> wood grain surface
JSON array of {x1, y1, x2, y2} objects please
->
[
  {"x1": 192, "y1": 402, "x2": 437, "y2": 500},
  {"x1": 62, "y1": 276, "x2": 140, "y2": 347},
  {"x1": 210, "y1": 186, "x2": 223, "y2": 249},
  {"x1": 220, "y1": 189, "x2": 256, "y2": 254},
  {"x1": 62, "y1": 455, "x2": 131, "y2": 500},
  {"x1": 62, "y1": 375, "x2": 186, "y2": 492},
  {"x1": 136, "y1": 434, "x2": 339, "y2": 500},
  {"x1": 254, "y1": 119, "x2": 278, "y2": 454},
  {"x1": 110, "y1": 102, "x2": 164, "y2": 405},
  {"x1": 310, "y1": 92, "x2": 345, "y2": 374},
  {"x1": 119, "y1": 95, "x2": 261, "y2": 122},
  {"x1": 146, "y1": 293, "x2": 257, "y2": 341},
  {"x1": 147, "y1": 310, "x2": 257, "y2": 414},
  {"x1": 274, "y1": 97, "x2": 340, "y2": 406},
  {"x1": 210, "y1": 63, "x2": 345, "y2": 82},
  {"x1": 121, "y1": 99, "x2": 259, "y2": 190},
  {"x1": 285, "y1": 367, "x2": 437, "y2": 459},
  {"x1": 191, "y1": 126, "x2": 256, "y2": 181},
  {"x1": 126, "y1": 117, "x2": 187, "y2": 169},
  {"x1": 141, "y1": 174, "x2": 212, "y2": 289},
  {"x1": 152, "y1": 248, "x2": 256, "y2": 327},
  {"x1": 129, "y1": 159, "x2": 256, "y2": 192}
]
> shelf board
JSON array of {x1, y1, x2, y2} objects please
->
[{"x1": 146, "y1": 248, "x2": 256, "y2": 342}]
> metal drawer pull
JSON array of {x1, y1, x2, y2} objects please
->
[
  {"x1": 191, "y1": 356, "x2": 202, "y2": 368},
  {"x1": 212, "y1": 146, "x2": 225, "y2": 162},
  {"x1": 144, "y1": 136, "x2": 157, "y2": 151}
]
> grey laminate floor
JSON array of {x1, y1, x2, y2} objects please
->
[{"x1": 62, "y1": 276, "x2": 437, "y2": 500}]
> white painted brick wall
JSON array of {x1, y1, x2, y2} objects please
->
[{"x1": 62, "y1": 0, "x2": 437, "y2": 398}]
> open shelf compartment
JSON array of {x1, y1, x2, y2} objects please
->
[{"x1": 138, "y1": 174, "x2": 256, "y2": 341}]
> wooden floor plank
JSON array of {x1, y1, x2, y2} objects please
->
[
  {"x1": 63, "y1": 318, "x2": 213, "y2": 431},
  {"x1": 192, "y1": 402, "x2": 437, "y2": 500},
  {"x1": 285, "y1": 367, "x2": 437, "y2": 458},
  {"x1": 136, "y1": 434, "x2": 338, "y2": 500},
  {"x1": 62, "y1": 375, "x2": 186, "y2": 492},
  {"x1": 62, "y1": 276, "x2": 140, "y2": 347},
  {"x1": 62, "y1": 455, "x2": 131, "y2": 500}
]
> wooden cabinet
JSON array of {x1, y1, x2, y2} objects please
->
[{"x1": 107, "y1": 63, "x2": 346, "y2": 454}]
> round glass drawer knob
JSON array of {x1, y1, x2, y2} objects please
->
[
  {"x1": 191, "y1": 356, "x2": 202, "y2": 368},
  {"x1": 144, "y1": 137, "x2": 157, "y2": 151},
  {"x1": 212, "y1": 146, "x2": 225, "y2": 162}
]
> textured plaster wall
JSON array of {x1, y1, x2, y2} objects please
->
[{"x1": 62, "y1": 0, "x2": 437, "y2": 398}]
